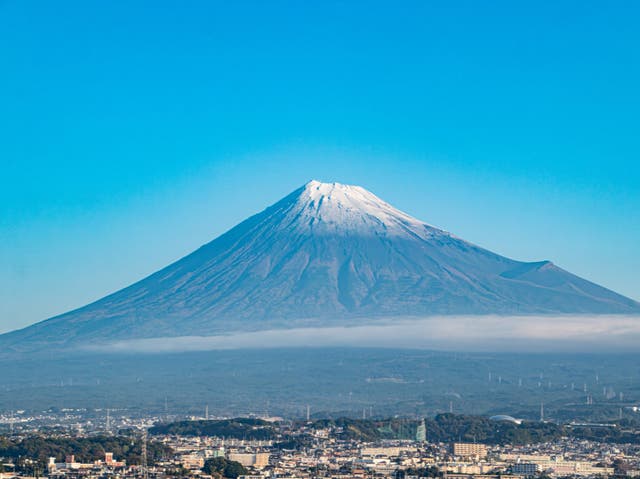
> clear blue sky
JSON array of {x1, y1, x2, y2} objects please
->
[{"x1": 1, "y1": 1, "x2": 639, "y2": 333}]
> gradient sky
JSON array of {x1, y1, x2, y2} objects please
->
[{"x1": 1, "y1": 1, "x2": 639, "y2": 334}]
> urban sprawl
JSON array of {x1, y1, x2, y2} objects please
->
[{"x1": 1, "y1": 410, "x2": 639, "y2": 479}]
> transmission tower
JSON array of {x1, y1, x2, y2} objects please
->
[{"x1": 140, "y1": 428, "x2": 149, "y2": 479}]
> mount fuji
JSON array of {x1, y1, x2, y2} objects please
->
[{"x1": 3, "y1": 180, "x2": 639, "y2": 352}]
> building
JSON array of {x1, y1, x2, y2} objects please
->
[
  {"x1": 416, "y1": 419, "x2": 427, "y2": 442},
  {"x1": 509, "y1": 463, "x2": 540, "y2": 476},
  {"x1": 227, "y1": 453, "x2": 270, "y2": 469},
  {"x1": 103, "y1": 452, "x2": 125, "y2": 467},
  {"x1": 180, "y1": 453, "x2": 205, "y2": 469},
  {"x1": 500, "y1": 454, "x2": 551, "y2": 462},
  {"x1": 444, "y1": 475, "x2": 523, "y2": 479},
  {"x1": 452, "y1": 443, "x2": 488, "y2": 459},
  {"x1": 538, "y1": 459, "x2": 614, "y2": 477},
  {"x1": 48, "y1": 452, "x2": 125, "y2": 472},
  {"x1": 361, "y1": 446, "x2": 415, "y2": 457},
  {"x1": 489, "y1": 415, "x2": 522, "y2": 425}
]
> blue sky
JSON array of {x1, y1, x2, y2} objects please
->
[{"x1": 1, "y1": 1, "x2": 639, "y2": 333}]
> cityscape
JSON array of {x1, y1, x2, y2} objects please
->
[
  {"x1": 2, "y1": 410, "x2": 640, "y2": 479},
  {"x1": 2, "y1": 2, "x2": 639, "y2": 479}
]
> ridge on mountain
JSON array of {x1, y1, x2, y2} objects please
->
[{"x1": 2, "y1": 180, "x2": 639, "y2": 352}]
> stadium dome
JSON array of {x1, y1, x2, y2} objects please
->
[{"x1": 489, "y1": 415, "x2": 522, "y2": 425}]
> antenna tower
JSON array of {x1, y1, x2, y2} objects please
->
[{"x1": 140, "y1": 428, "x2": 149, "y2": 479}]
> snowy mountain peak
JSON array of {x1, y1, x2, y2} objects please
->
[
  {"x1": 3, "y1": 179, "x2": 639, "y2": 351},
  {"x1": 286, "y1": 180, "x2": 437, "y2": 237},
  {"x1": 300, "y1": 180, "x2": 394, "y2": 209}
]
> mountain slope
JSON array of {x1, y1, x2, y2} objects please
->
[{"x1": 3, "y1": 180, "x2": 639, "y2": 350}]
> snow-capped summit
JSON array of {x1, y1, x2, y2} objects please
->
[
  {"x1": 277, "y1": 180, "x2": 439, "y2": 237},
  {"x1": 2, "y1": 180, "x2": 639, "y2": 351}
]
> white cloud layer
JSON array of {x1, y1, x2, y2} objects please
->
[{"x1": 86, "y1": 315, "x2": 640, "y2": 354}]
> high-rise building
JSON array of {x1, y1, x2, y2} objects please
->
[{"x1": 416, "y1": 418, "x2": 427, "y2": 442}]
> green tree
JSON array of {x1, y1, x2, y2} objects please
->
[{"x1": 202, "y1": 458, "x2": 248, "y2": 479}]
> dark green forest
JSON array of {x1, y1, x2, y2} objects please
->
[
  {"x1": 0, "y1": 435, "x2": 172, "y2": 467},
  {"x1": 307, "y1": 415, "x2": 565, "y2": 444},
  {"x1": 202, "y1": 457, "x2": 248, "y2": 479},
  {"x1": 149, "y1": 418, "x2": 276, "y2": 439}
]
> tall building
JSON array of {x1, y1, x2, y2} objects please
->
[{"x1": 416, "y1": 418, "x2": 427, "y2": 442}]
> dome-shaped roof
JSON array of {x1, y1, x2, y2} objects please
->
[{"x1": 489, "y1": 415, "x2": 522, "y2": 425}]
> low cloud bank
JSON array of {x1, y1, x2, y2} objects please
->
[{"x1": 85, "y1": 315, "x2": 640, "y2": 354}]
